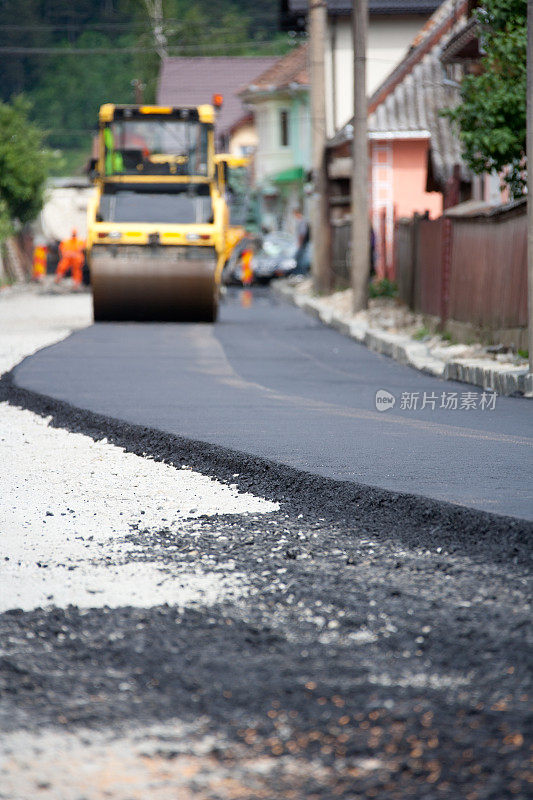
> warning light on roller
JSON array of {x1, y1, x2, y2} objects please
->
[{"x1": 212, "y1": 94, "x2": 224, "y2": 109}]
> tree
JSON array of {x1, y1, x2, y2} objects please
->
[
  {"x1": 445, "y1": 0, "x2": 527, "y2": 197},
  {"x1": 29, "y1": 31, "x2": 137, "y2": 151},
  {"x1": 0, "y1": 97, "x2": 49, "y2": 238},
  {"x1": 0, "y1": 0, "x2": 288, "y2": 174}
]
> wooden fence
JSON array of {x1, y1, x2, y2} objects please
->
[
  {"x1": 394, "y1": 199, "x2": 528, "y2": 343},
  {"x1": 331, "y1": 220, "x2": 351, "y2": 288}
]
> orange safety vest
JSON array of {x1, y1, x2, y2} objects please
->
[
  {"x1": 60, "y1": 236, "x2": 85, "y2": 259},
  {"x1": 241, "y1": 249, "x2": 253, "y2": 286}
]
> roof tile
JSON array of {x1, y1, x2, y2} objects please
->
[
  {"x1": 242, "y1": 44, "x2": 309, "y2": 93},
  {"x1": 157, "y1": 57, "x2": 278, "y2": 135},
  {"x1": 288, "y1": 1, "x2": 442, "y2": 16}
]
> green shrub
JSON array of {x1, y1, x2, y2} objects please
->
[
  {"x1": 368, "y1": 278, "x2": 398, "y2": 299},
  {"x1": 413, "y1": 326, "x2": 430, "y2": 341}
]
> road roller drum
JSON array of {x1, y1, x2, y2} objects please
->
[{"x1": 91, "y1": 244, "x2": 219, "y2": 322}]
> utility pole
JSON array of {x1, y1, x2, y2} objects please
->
[
  {"x1": 526, "y1": 0, "x2": 533, "y2": 373},
  {"x1": 309, "y1": 1, "x2": 331, "y2": 294},
  {"x1": 351, "y1": 0, "x2": 369, "y2": 313},
  {"x1": 143, "y1": 0, "x2": 168, "y2": 60}
]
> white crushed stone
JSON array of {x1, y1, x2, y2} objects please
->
[
  {"x1": 0, "y1": 284, "x2": 92, "y2": 375},
  {"x1": 0, "y1": 720, "x2": 341, "y2": 800},
  {"x1": 367, "y1": 671, "x2": 471, "y2": 689},
  {"x1": 0, "y1": 286, "x2": 277, "y2": 612}
]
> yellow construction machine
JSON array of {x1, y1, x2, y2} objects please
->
[
  {"x1": 87, "y1": 103, "x2": 229, "y2": 321},
  {"x1": 215, "y1": 154, "x2": 252, "y2": 264}
]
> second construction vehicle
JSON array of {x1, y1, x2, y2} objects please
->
[{"x1": 87, "y1": 103, "x2": 229, "y2": 322}]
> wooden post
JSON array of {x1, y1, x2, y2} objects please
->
[
  {"x1": 309, "y1": 0, "x2": 331, "y2": 294},
  {"x1": 351, "y1": 0, "x2": 369, "y2": 312},
  {"x1": 526, "y1": 0, "x2": 533, "y2": 373}
]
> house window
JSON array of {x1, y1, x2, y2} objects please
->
[{"x1": 280, "y1": 109, "x2": 289, "y2": 147}]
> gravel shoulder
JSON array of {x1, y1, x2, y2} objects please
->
[{"x1": 0, "y1": 286, "x2": 531, "y2": 800}]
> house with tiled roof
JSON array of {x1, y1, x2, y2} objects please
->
[
  {"x1": 240, "y1": 44, "x2": 311, "y2": 232},
  {"x1": 281, "y1": 0, "x2": 443, "y2": 135},
  {"x1": 327, "y1": 0, "x2": 478, "y2": 276},
  {"x1": 157, "y1": 56, "x2": 277, "y2": 152}
]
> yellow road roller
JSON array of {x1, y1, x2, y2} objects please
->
[{"x1": 87, "y1": 103, "x2": 229, "y2": 321}]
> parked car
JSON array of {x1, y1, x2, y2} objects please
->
[
  {"x1": 252, "y1": 232, "x2": 297, "y2": 283},
  {"x1": 224, "y1": 231, "x2": 299, "y2": 285}
]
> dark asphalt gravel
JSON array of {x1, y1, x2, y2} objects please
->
[
  {"x1": 1, "y1": 359, "x2": 532, "y2": 799},
  {"x1": 12, "y1": 287, "x2": 533, "y2": 519}
]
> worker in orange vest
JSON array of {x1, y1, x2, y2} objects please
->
[
  {"x1": 55, "y1": 229, "x2": 85, "y2": 286},
  {"x1": 32, "y1": 243, "x2": 48, "y2": 281},
  {"x1": 241, "y1": 248, "x2": 253, "y2": 286}
]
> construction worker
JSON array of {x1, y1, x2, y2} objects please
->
[
  {"x1": 104, "y1": 128, "x2": 124, "y2": 175},
  {"x1": 241, "y1": 247, "x2": 254, "y2": 286},
  {"x1": 55, "y1": 229, "x2": 85, "y2": 286}
]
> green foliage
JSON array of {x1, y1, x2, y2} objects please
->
[
  {"x1": 128, "y1": 0, "x2": 289, "y2": 101},
  {"x1": 30, "y1": 31, "x2": 138, "y2": 160},
  {"x1": 0, "y1": 97, "x2": 49, "y2": 237},
  {"x1": 413, "y1": 326, "x2": 431, "y2": 341},
  {"x1": 368, "y1": 278, "x2": 398, "y2": 299},
  {"x1": 50, "y1": 147, "x2": 95, "y2": 177},
  {"x1": 0, "y1": 0, "x2": 287, "y2": 172},
  {"x1": 443, "y1": 0, "x2": 527, "y2": 197},
  {"x1": 0, "y1": 198, "x2": 13, "y2": 243}
]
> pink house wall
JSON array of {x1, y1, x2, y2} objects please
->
[
  {"x1": 371, "y1": 138, "x2": 442, "y2": 277},
  {"x1": 392, "y1": 140, "x2": 442, "y2": 219}
]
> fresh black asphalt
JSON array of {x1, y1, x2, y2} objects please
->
[{"x1": 13, "y1": 287, "x2": 533, "y2": 520}]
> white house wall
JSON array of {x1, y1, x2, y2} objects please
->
[
  {"x1": 229, "y1": 122, "x2": 258, "y2": 157},
  {"x1": 325, "y1": 16, "x2": 428, "y2": 136},
  {"x1": 292, "y1": 96, "x2": 311, "y2": 173},
  {"x1": 368, "y1": 19, "x2": 426, "y2": 95},
  {"x1": 255, "y1": 101, "x2": 294, "y2": 181},
  {"x1": 253, "y1": 96, "x2": 310, "y2": 183}
]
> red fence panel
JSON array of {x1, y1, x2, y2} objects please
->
[
  {"x1": 448, "y1": 205, "x2": 527, "y2": 329},
  {"x1": 395, "y1": 219, "x2": 414, "y2": 307},
  {"x1": 415, "y1": 217, "x2": 443, "y2": 317},
  {"x1": 394, "y1": 200, "x2": 527, "y2": 336}
]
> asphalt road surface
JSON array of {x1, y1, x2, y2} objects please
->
[{"x1": 14, "y1": 287, "x2": 533, "y2": 520}]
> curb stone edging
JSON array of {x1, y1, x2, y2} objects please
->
[{"x1": 273, "y1": 281, "x2": 532, "y2": 398}]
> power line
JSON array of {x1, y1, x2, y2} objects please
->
[
  {"x1": 0, "y1": 39, "x2": 294, "y2": 56},
  {"x1": 0, "y1": 23, "x2": 146, "y2": 31},
  {"x1": 43, "y1": 130, "x2": 95, "y2": 135},
  {"x1": 0, "y1": 46, "x2": 155, "y2": 54},
  {"x1": 0, "y1": 19, "x2": 279, "y2": 32}
]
